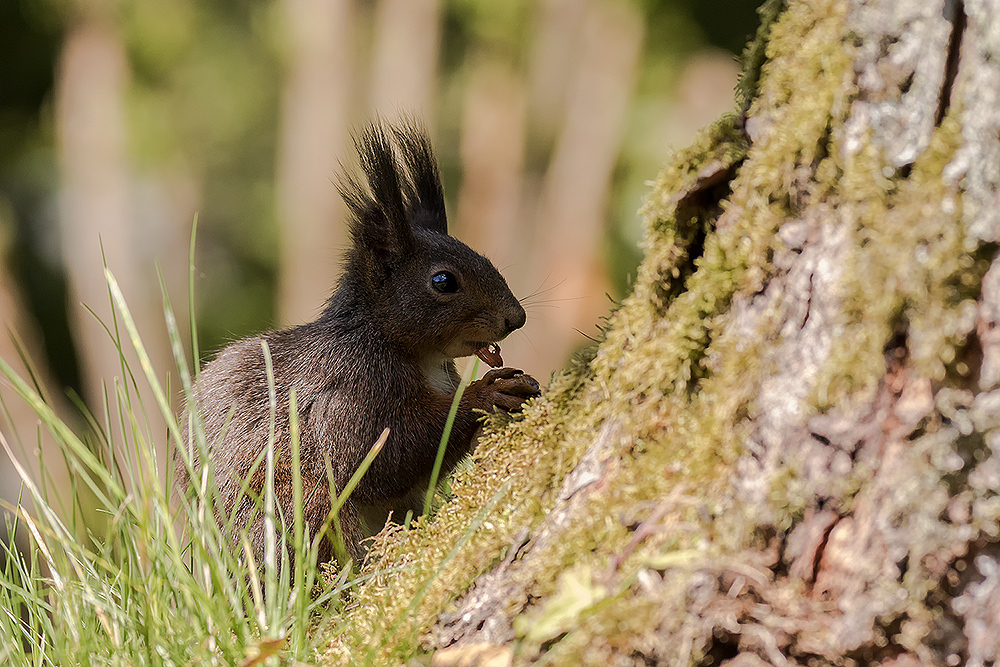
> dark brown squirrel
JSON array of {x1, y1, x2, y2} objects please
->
[{"x1": 175, "y1": 121, "x2": 540, "y2": 567}]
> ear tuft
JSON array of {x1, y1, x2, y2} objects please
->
[
  {"x1": 337, "y1": 119, "x2": 449, "y2": 255},
  {"x1": 338, "y1": 123, "x2": 414, "y2": 257},
  {"x1": 391, "y1": 121, "x2": 448, "y2": 235}
]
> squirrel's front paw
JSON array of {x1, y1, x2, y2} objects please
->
[{"x1": 470, "y1": 367, "x2": 541, "y2": 413}]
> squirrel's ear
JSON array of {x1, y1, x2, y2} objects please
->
[
  {"x1": 339, "y1": 124, "x2": 417, "y2": 258},
  {"x1": 392, "y1": 123, "x2": 448, "y2": 236}
]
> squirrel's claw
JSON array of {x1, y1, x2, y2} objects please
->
[
  {"x1": 470, "y1": 369, "x2": 541, "y2": 414},
  {"x1": 481, "y1": 367, "x2": 521, "y2": 383},
  {"x1": 493, "y1": 375, "x2": 541, "y2": 398},
  {"x1": 492, "y1": 392, "x2": 531, "y2": 412}
]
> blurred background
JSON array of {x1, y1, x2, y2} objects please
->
[{"x1": 0, "y1": 0, "x2": 760, "y2": 504}]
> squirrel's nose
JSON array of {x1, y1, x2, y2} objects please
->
[{"x1": 504, "y1": 305, "x2": 526, "y2": 334}]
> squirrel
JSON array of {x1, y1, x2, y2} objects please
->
[{"x1": 176, "y1": 121, "x2": 540, "y2": 568}]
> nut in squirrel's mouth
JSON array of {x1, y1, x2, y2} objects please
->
[{"x1": 472, "y1": 342, "x2": 503, "y2": 367}]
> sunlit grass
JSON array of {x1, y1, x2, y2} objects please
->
[
  {"x1": 0, "y1": 227, "x2": 488, "y2": 665},
  {"x1": 0, "y1": 252, "x2": 366, "y2": 665}
]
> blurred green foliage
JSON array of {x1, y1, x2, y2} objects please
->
[
  {"x1": 0, "y1": 0, "x2": 760, "y2": 400},
  {"x1": 0, "y1": 0, "x2": 74, "y2": 392}
]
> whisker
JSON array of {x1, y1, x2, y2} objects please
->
[
  {"x1": 518, "y1": 273, "x2": 566, "y2": 304},
  {"x1": 522, "y1": 294, "x2": 590, "y2": 306},
  {"x1": 515, "y1": 328, "x2": 541, "y2": 362}
]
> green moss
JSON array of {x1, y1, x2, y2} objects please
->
[
  {"x1": 735, "y1": 0, "x2": 788, "y2": 111},
  {"x1": 823, "y1": 114, "x2": 990, "y2": 402},
  {"x1": 321, "y1": 362, "x2": 596, "y2": 664}
]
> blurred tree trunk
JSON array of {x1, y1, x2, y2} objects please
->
[
  {"x1": 0, "y1": 237, "x2": 72, "y2": 518},
  {"x1": 55, "y1": 15, "x2": 171, "y2": 475},
  {"x1": 517, "y1": 0, "x2": 644, "y2": 379},
  {"x1": 275, "y1": 0, "x2": 356, "y2": 326},
  {"x1": 56, "y1": 20, "x2": 130, "y2": 406},
  {"x1": 369, "y1": 0, "x2": 441, "y2": 120},
  {"x1": 527, "y1": 0, "x2": 586, "y2": 142},
  {"x1": 455, "y1": 58, "x2": 528, "y2": 294},
  {"x1": 434, "y1": 0, "x2": 1000, "y2": 664}
]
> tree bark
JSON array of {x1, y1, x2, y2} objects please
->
[{"x1": 428, "y1": 0, "x2": 1000, "y2": 664}]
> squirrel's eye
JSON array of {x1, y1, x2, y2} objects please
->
[{"x1": 431, "y1": 271, "x2": 459, "y2": 294}]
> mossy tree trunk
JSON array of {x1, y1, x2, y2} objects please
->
[
  {"x1": 328, "y1": 1, "x2": 1000, "y2": 665},
  {"x1": 431, "y1": 0, "x2": 1000, "y2": 664}
]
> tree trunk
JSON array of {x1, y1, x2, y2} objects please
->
[
  {"x1": 368, "y1": 0, "x2": 441, "y2": 120},
  {"x1": 275, "y1": 0, "x2": 356, "y2": 326},
  {"x1": 513, "y1": 0, "x2": 645, "y2": 379},
  {"x1": 422, "y1": 0, "x2": 1000, "y2": 664},
  {"x1": 55, "y1": 15, "x2": 173, "y2": 476}
]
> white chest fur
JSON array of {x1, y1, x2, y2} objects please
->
[{"x1": 421, "y1": 357, "x2": 458, "y2": 395}]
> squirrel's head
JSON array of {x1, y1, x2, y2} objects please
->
[{"x1": 338, "y1": 121, "x2": 526, "y2": 360}]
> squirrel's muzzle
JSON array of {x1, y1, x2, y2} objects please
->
[{"x1": 504, "y1": 304, "x2": 527, "y2": 335}]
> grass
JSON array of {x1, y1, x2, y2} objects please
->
[
  {"x1": 0, "y1": 264, "x2": 346, "y2": 665},
  {"x1": 0, "y1": 224, "x2": 481, "y2": 665}
]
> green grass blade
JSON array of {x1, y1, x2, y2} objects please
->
[
  {"x1": 318, "y1": 427, "x2": 389, "y2": 568},
  {"x1": 259, "y1": 340, "x2": 279, "y2": 631},
  {"x1": 288, "y1": 388, "x2": 308, "y2": 651},
  {"x1": 104, "y1": 269, "x2": 184, "y2": 450},
  {"x1": 0, "y1": 358, "x2": 123, "y2": 509},
  {"x1": 188, "y1": 214, "x2": 201, "y2": 378},
  {"x1": 423, "y1": 358, "x2": 480, "y2": 516}
]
